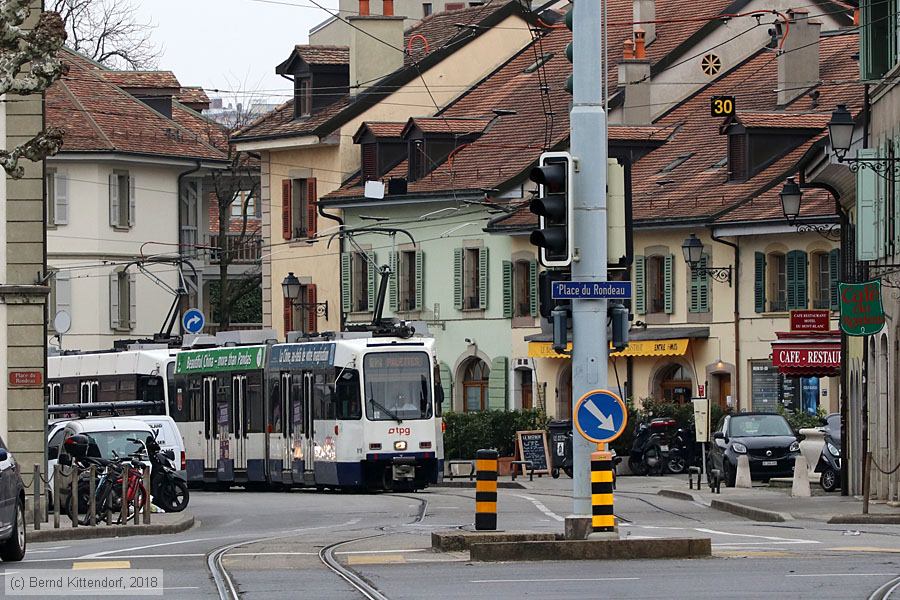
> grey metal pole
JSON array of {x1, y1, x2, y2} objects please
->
[
  {"x1": 33, "y1": 464, "x2": 40, "y2": 530},
  {"x1": 570, "y1": 0, "x2": 609, "y2": 521}
]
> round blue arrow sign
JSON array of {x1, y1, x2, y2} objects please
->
[
  {"x1": 182, "y1": 308, "x2": 205, "y2": 334},
  {"x1": 574, "y1": 389, "x2": 628, "y2": 444}
]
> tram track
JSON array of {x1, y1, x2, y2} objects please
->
[{"x1": 207, "y1": 494, "x2": 428, "y2": 600}]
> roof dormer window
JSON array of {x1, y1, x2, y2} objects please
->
[
  {"x1": 728, "y1": 133, "x2": 748, "y2": 181},
  {"x1": 294, "y1": 77, "x2": 312, "y2": 118}
]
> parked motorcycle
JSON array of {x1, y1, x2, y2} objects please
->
[
  {"x1": 815, "y1": 414, "x2": 842, "y2": 492},
  {"x1": 133, "y1": 435, "x2": 189, "y2": 512},
  {"x1": 629, "y1": 418, "x2": 679, "y2": 475}
]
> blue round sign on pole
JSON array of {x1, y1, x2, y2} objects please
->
[
  {"x1": 574, "y1": 389, "x2": 628, "y2": 445},
  {"x1": 182, "y1": 308, "x2": 205, "y2": 334}
]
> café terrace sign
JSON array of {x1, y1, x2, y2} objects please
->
[{"x1": 839, "y1": 280, "x2": 886, "y2": 336}]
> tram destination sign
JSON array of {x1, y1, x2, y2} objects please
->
[
  {"x1": 551, "y1": 280, "x2": 632, "y2": 300},
  {"x1": 268, "y1": 343, "x2": 335, "y2": 369},
  {"x1": 176, "y1": 346, "x2": 266, "y2": 374}
]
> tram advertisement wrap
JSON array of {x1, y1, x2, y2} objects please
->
[{"x1": 176, "y1": 346, "x2": 266, "y2": 374}]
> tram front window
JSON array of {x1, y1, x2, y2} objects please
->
[{"x1": 364, "y1": 352, "x2": 432, "y2": 421}]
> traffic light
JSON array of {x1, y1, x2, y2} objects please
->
[
  {"x1": 529, "y1": 151, "x2": 574, "y2": 268},
  {"x1": 565, "y1": 9, "x2": 573, "y2": 94}
]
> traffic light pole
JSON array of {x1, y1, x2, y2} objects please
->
[{"x1": 569, "y1": 1, "x2": 608, "y2": 521}]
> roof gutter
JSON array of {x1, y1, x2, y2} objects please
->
[{"x1": 318, "y1": 204, "x2": 345, "y2": 331}]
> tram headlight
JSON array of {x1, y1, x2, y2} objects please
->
[{"x1": 394, "y1": 441, "x2": 407, "y2": 451}]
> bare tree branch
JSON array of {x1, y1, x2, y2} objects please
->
[{"x1": 52, "y1": 0, "x2": 160, "y2": 69}]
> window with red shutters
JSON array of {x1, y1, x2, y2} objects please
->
[
  {"x1": 728, "y1": 134, "x2": 747, "y2": 181},
  {"x1": 362, "y1": 144, "x2": 377, "y2": 181},
  {"x1": 283, "y1": 299, "x2": 293, "y2": 334},
  {"x1": 306, "y1": 284, "x2": 318, "y2": 333},
  {"x1": 281, "y1": 179, "x2": 292, "y2": 240},
  {"x1": 306, "y1": 178, "x2": 317, "y2": 239}
]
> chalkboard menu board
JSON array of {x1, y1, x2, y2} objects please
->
[{"x1": 516, "y1": 430, "x2": 550, "y2": 475}]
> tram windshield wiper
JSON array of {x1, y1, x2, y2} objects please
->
[{"x1": 369, "y1": 394, "x2": 402, "y2": 424}]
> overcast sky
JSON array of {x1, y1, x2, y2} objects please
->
[{"x1": 134, "y1": 0, "x2": 340, "y2": 104}]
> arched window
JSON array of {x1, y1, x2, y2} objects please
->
[
  {"x1": 556, "y1": 364, "x2": 572, "y2": 419},
  {"x1": 655, "y1": 363, "x2": 693, "y2": 405},
  {"x1": 462, "y1": 359, "x2": 490, "y2": 412}
]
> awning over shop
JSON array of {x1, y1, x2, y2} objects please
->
[
  {"x1": 771, "y1": 331, "x2": 841, "y2": 377},
  {"x1": 527, "y1": 327, "x2": 708, "y2": 359}
]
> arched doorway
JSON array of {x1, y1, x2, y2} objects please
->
[
  {"x1": 655, "y1": 363, "x2": 693, "y2": 404},
  {"x1": 461, "y1": 358, "x2": 490, "y2": 412},
  {"x1": 556, "y1": 364, "x2": 572, "y2": 419}
]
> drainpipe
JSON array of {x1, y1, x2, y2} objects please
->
[
  {"x1": 177, "y1": 160, "x2": 203, "y2": 325},
  {"x1": 319, "y1": 204, "x2": 345, "y2": 331},
  {"x1": 711, "y1": 232, "x2": 739, "y2": 411}
]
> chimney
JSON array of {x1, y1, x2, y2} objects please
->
[
  {"x1": 617, "y1": 36, "x2": 652, "y2": 124},
  {"x1": 348, "y1": 14, "x2": 405, "y2": 94},
  {"x1": 383, "y1": 0, "x2": 393, "y2": 16},
  {"x1": 777, "y1": 10, "x2": 821, "y2": 106},
  {"x1": 634, "y1": 28, "x2": 647, "y2": 59},
  {"x1": 359, "y1": 0, "x2": 370, "y2": 16},
  {"x1": 633, "y1": 0, "x2": 656, "y2": 45}
]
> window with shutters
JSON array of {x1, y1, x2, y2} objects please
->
[
  {"x1": 285, "y1": 178, "x2": 317, "y2": 240},
  {"x1": 291, "y1": 284, "x2": 319, "y2": 334},
  {"x1": 728, "y1": 134, "x2": 747, "y2": 181},
  {"x1": 110, "y1": 269, "x2": 135, "y2": 331},
  {"x1": 689, "y1": 255, "x2": 710, "y2": 314},
  {"x1": 767, "y1": 252, "x2": 787, "y2": 312},
  {"x1": 291, "y1": 179, "x2": 308, "y2": 237},
  {"x1": 294, "y1": 77, "x2": 312, "y2": 118},
  {"x1": 409, "y1": 140, "x2": 426, "y2": 182},
  {"x1": 361, "y1": 143, "x2": 377, "y2": 181},
  {"x1": 109, "y1": 170, "x2": 133, "y2": 229},
  {"x1": 46, "y1": 169, "x2": 56, "y2": 227},
  {"x1": 646, "y1": 255, "x2": 666, "y2": 314},
  {"x1": 351, "y1": 252, "x2": 370, "y2": 313},
  {"x1": 399, "y1": 250, "x2": 418, "y2": 311},
  {"x1": 514, "y1": 260, "x2": 533, "y2": 318},
  {"x1": 811, "y1": 252, "x2": 831, "y2": 309},
  {"x1": 464, "y1": 248, "x2": 481, "y2": 310}
]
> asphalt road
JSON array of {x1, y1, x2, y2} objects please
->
[{"x1": 3, "y1": 479, "x2": 899, "y2": 599}]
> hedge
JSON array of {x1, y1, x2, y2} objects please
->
[{"x1": 443, "y1": 409, "x2": 549, "y2": 459}]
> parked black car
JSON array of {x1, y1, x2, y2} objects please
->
[
  {"x1": 708, "y1": 412, "x2": 800, "y2": 487},
  {"x1": 0, "y1": 436, "x2": 26, "y2": 561}
]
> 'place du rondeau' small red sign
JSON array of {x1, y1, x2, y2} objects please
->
[{"x1": 8, "y1": 371, "x2": 42, "y2": 387}]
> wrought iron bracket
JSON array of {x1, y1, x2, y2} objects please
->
[
  {"x1": 290, "y1": 299, "x2": 329, "y2": 321},
  {"x1": 842, "y1": 156, "x2": 900, "y2": 181},
  {"x1": 690, "y1": 265, "x2": 733, "y2": 287}
]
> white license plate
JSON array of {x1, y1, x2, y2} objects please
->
[
  {"x1": 762, "y1": 460, "x2": 778, "y2": 466},
  {"x1": 659, "y1": 445, "x2": 668, "y2": 451}
]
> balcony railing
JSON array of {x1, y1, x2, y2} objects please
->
[{"x1": 209, "y1": 234, "x2": 262, "y2": 264}]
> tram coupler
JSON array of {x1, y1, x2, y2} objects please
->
[{"x1": 391, "y1": 457, "x2": 417, "y2": 484}]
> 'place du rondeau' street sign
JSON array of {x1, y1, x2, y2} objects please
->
[{"x1": 551, "y1": 280, "x2": 632, "y2": 300}]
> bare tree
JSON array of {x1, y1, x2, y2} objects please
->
[
  {"x1": 0, "y1": 0, "x2": 66, "y2": 177},
  {"x1": 51, "y1": 0, "x2": 160, "y2": 69}
]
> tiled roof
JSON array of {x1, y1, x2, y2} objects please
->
[
  {"x1": 404, "y1": 2, "x2": 509, "y2": 65},
  {"x1": 354, "y1": 121, "x2": 407, "y2": 141},
  {"x1": 47, "y1": 50, "x2": 227, "y2": 162},
  {"x1": 403, "y1": 116, "x2": 493, "y2": 135},
  {"x1": 98, "y1": 70, "x2": 181, "y2": 90},
  {"x1": 733, "y1": 112, "x2": 832, "y2": 130},
  {"x1": 292, "y1": 45, "x2": 349, "y2": 65},
  {"x1": 176, "y1": 86, "x2": 211, "y2": 106}
]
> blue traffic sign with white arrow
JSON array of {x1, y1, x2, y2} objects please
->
[
  {"x1": 182, "y1": 308, "x2": 205, "y2": 334},
  {"x1": 574, "y1": 389, "x2": 628, "y2": 444}
]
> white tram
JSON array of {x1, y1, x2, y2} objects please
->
[{"x1": 173, "y1": 334, "x2": 444, "y2": 490}]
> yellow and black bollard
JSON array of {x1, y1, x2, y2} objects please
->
[
  {"x1": 591, "y1": 449, "x2": 616, "y2": 533},
  {"x1": 474, "y1": 448, "x2": 498, "y2": 530}
]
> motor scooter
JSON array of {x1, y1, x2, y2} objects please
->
[
  {"x1": 629, "y1": 418, "x2": 678, "y2": 475},
  {"x1": 815, "y1": 426, "x2": 841, "y2": 492}
]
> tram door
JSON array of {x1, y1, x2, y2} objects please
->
[
  {"x1": 303, "y1": 372, "x2": 315, "y2": 475},
  {"x1": 278, "y1": 373, "x2": 292, "y2": 483},
  {"x1": 232, "y1": 375, "x2": 248, "y2": 474},
  {"x1": 203, "y1": 376, "x2": 217, "y2": 473}
]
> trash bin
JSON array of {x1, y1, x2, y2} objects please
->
[{"x1": 547, "y1": 420, "x2": 573, "y2": 478}]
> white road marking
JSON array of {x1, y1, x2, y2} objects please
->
[
  {"x1": 471, "y1": 578, "x2": 640, "y2": 584},
  {"x1": 786, "y1": 573, "x2": 897, "y2": 578},
  {"x1": 227, "y1": 552, "x2": 316, "y2": 556},
  {"x1": 22, "y1": 554, "x2": 206, "y2": 563},
  {"x1": 712, "y1": 541, "x2": 819, "y2": 546},
  {"x1": 694, "y1": 528, "x2": 820, "y2": 544},
  {"x1": 515, "y1": 495, "x2": 565, "y2": 522},
  {"x1": 220, "y1": 518, "x2": 242, "y2": 528},
  {"x1": 162, "y1": 587, "x2": 200, "y2": 590}
]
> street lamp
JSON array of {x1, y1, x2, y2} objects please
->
[
  {"x1": 681, "y1": 234, "x2": 733, "y2": 286},
  {"x1": 778, "y1": 179, "x2": 840, "y2": 241},
  {"x1": 281, "y1": 272, "x2": 329, "y2": 323},
  {"x1": 828, "y1": 104, "x2": 900, "y2": 179}
]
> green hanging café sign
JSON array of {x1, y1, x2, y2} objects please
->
[{"x1": 839, "y1": 280, "x2": 886, "y2": 336}]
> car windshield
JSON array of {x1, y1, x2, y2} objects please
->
[
  {"x1": 364, "y1": 352, "x2": 432, "y2": 421},
  {"x1": 79, "y1": 430, "x2": 147, "y2": 458},
  {"x1": 728, "y1": 415, "x2": 793, "y2": 437}
]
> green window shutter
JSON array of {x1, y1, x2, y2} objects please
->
[
  {"x1": 388, "y1": 251, "x2": 399, "y2": 312},
  {"x1": 895, "y1": 138, "x2": 900, "y2": 251},
  {"x1": 487, "y1": 356, "x2": 508, "y2": 410},
  {"x1": 438, "y1": 362, "x2": 452, "y2": 414},
  {"x1": 453, "y1": 248, "x2": 464, "y2": 310},
  {"x1": 529, "y1": 260, "x2": 538, "y2": 317},
  {"x1": 502, "y1": 261, "x2": 513, "y2": 318},
  {"x1": 829, "y1": 248, "x2": 841, "y2": 311},
  {"x1": 341, "y1": 253, "x2": 352, "y2": 314},
  {"x1": 663, "y1": 254, "x2": 674, "y2": 314},
  {"x1": 877, "y1": 143, "x2": 887, "y2": 259},
  {"x1": 786, "y1": 250, "x2": 808, "y2": 310},
  {"x1": 690, "y1": 255, "x2": 709, "y2": 313},
  {"x1": 367, "y1": 252, "x2": 377, "y2": 312},
  {"x1": 754, "y1": 252, "x2": 766, "y2": 313},
  {"x1": 478, "y1": 247, "x2": 489, "y2": 309},
  {"x1": 414, "y1": 250, "x2": 424, "y2": 311},
  {"x1": 857, "y1": 149, "x2": 878, "y2": 261},
  {"x1": 635, "y1": 255, "x2": 646, "y2": 315}
]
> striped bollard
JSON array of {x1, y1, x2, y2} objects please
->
[
  {"x1": 591, "y1": 450, "x2": 616, "y2": 533},
  {"x1": 474, "y1": 449, "x2": 498, "y2": 531}
]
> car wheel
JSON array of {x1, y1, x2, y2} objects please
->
[
  {"x1": 724, "y1": 462, "x2": 737, "y2": 488},
  {"x1": 0, "y1": 498, "x2": 26, "y2": 562},
  {"x1": 820, "y1": 468, "x2": 839, "y2": 492}
]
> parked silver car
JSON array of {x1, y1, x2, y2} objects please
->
[{"x1": 0, "y1": 436, "x2": 26, "y2": 561}]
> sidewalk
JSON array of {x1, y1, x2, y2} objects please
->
[{"x1": 28, "y1": 512, "x2": 195, "y2": 542}]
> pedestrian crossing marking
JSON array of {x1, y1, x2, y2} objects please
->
[
  {"x1": 831, "y1": 546, "x2": 900, "y2": 554},
  {"x1": 72, "y1": 561, "x2": 131, "y2": 570}
]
